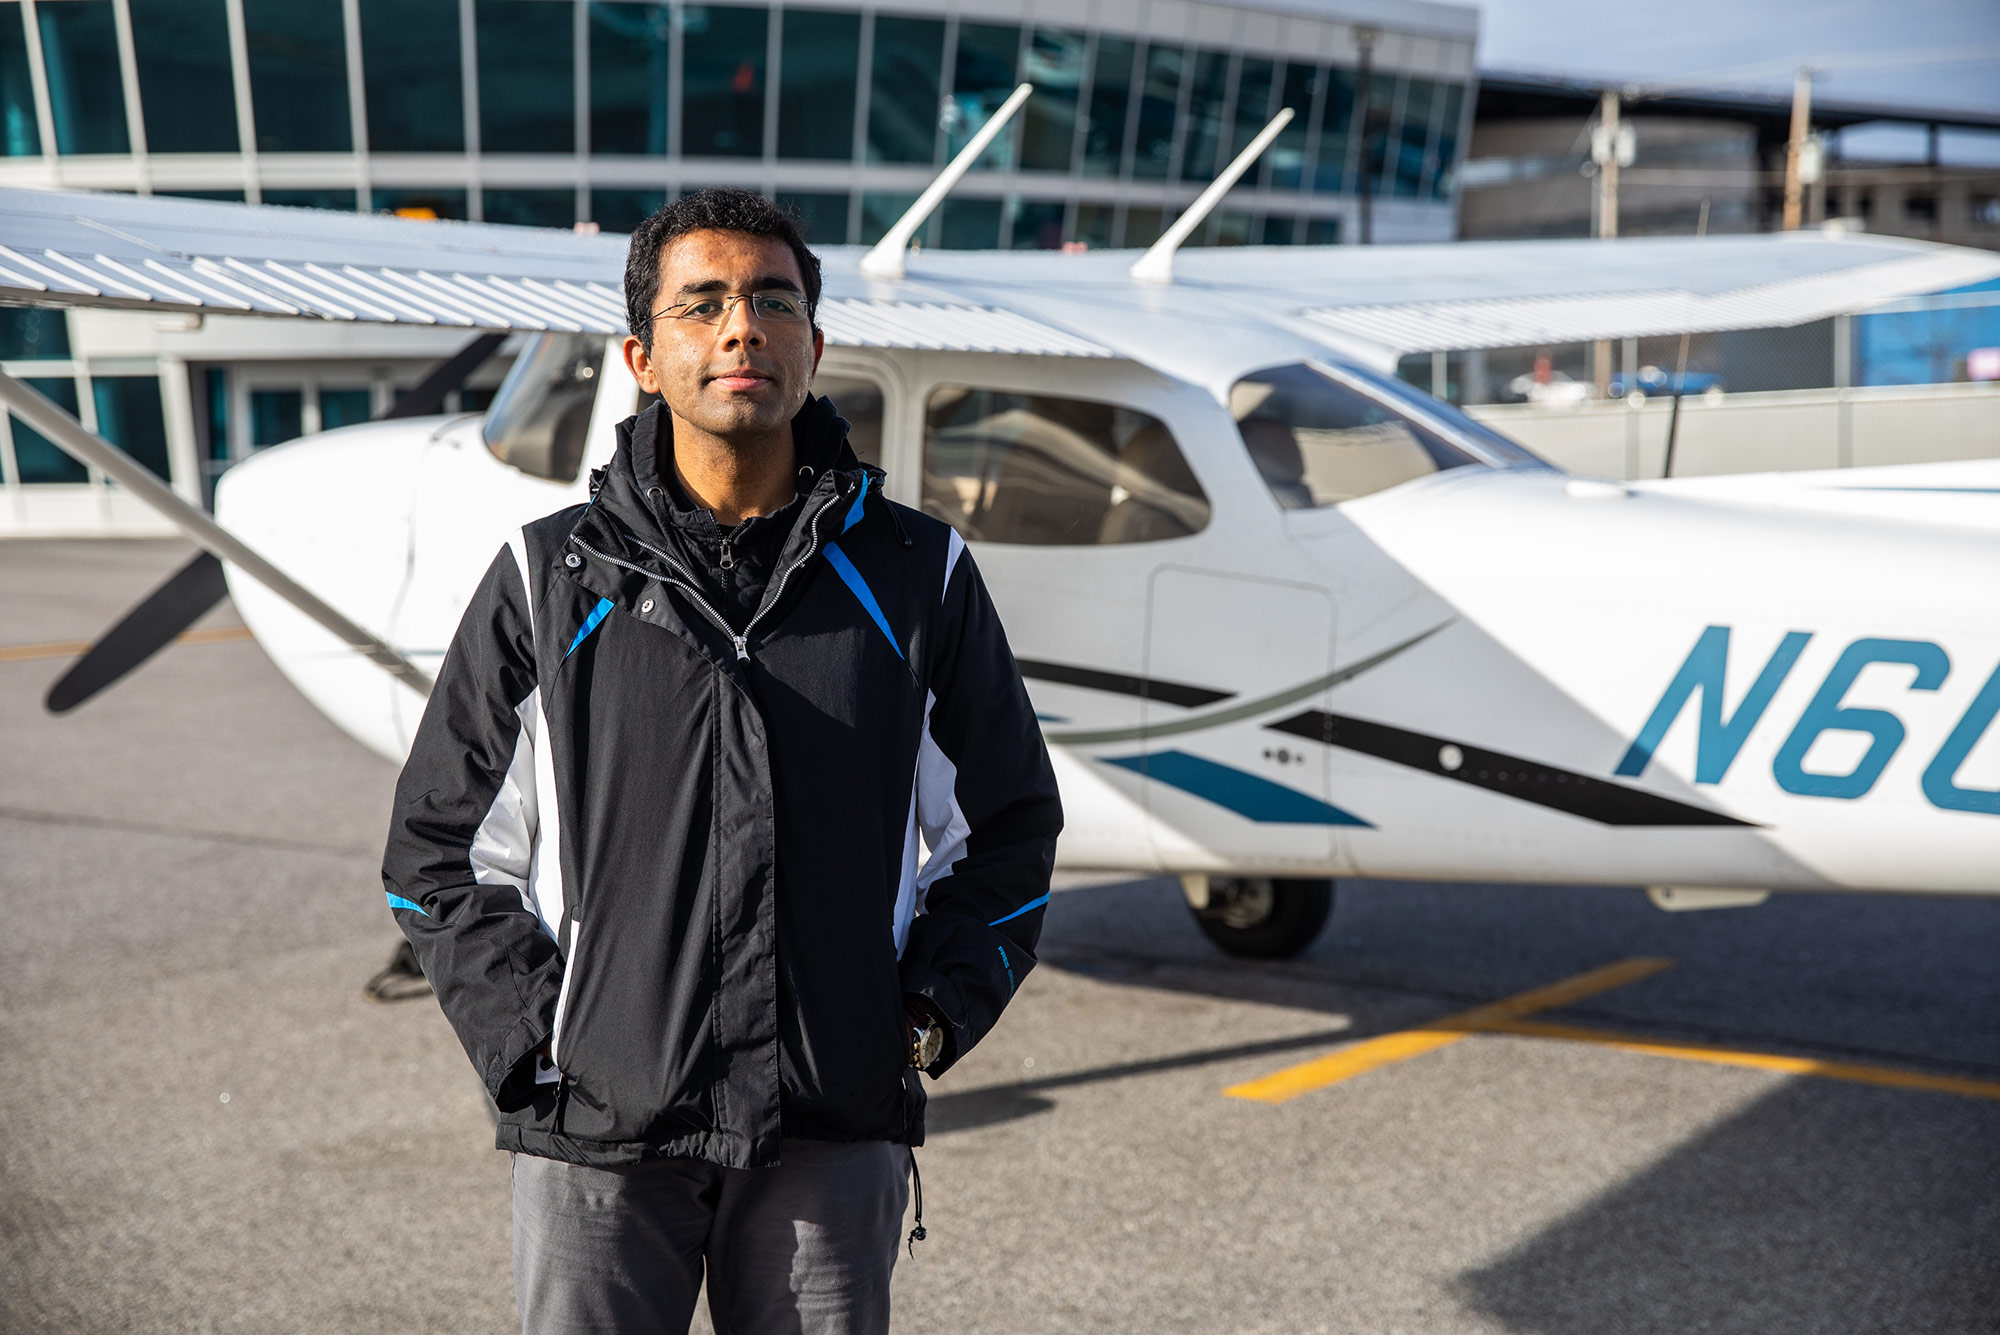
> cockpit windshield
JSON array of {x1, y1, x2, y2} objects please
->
[
  {"x1": 482, "y1": 332, "x2": 602, "y2": 484},
  {"x1": 1230, "y1": 361, "x2": 1546, "y2": 509}
]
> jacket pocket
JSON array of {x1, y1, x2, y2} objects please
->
[{"x1": 549, "y1": 917, "x2": 583, "y2": 1066}]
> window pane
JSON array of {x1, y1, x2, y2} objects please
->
[
  {"x1": 1131, "y1": 44, "x2": 1180, "y2": 180},
  {"x1": 158, "y1": 188, "x2": 243, "y2": 201},
  {"x1": 777, "y1": 9, "x2": 856, "y2": 161},
  {"x1": 1230, "y1": 56, "x2": 1275, "y2": 173},
  {"x1": 250, "y1": 388, "x2": 302, "y2": 447},
  {"x1": 1430, "y1": 82, "x2": 1464, "y2": 200},
  {"x1": 939, "y1": 197, "x2": 1000, "y2": 249},
  {"x1": 1080, "y1": 36, "x2": 1132, "y2": 178},
  {"x1": 1177, "y1": 49, "x2": 1228, "y2": 182},
  {"x1": 866, "y1": 15, "x2": 941, "y2": 165},
  {"x1": 1312, "y1": 67, "x2": 1354, "y2": 192},
  {"x1": 92, "y1": 376, "x2": 170, "y2": 481},
  {"x1": 776, "y1": 190, "x2": 848, "y2": 243},
  {"x1": 1120, "y1": 205, "x2": 1164, "y2": 247},
  {"x1": 1074, "y1": 203, "x2": 1114, "y2": 248},
  {"x1": 361, "y1": 0, "x2": 463, "y2": 152},
  {"x1": 129, "y1": 0, "x2": 238, "y2": 153},
  {"x1": 588, "y1": 1, "x2": 669, "y2": 155},
  {"x1": 1019, "y1": 28, "x2": 1082, "y2": 173},
  {"x1": 1231, "y1": 363, "x2": 1478, "y2": 508},
  {"x1": 682, "y1": 4, "x2": 765, "y2": 158},
  {"x1": 12, "y1": 377, "x2": 83, "y2": 482},
  {"x1": 243, "y1": 0, "x2": 350, "y2": 152},
  {"x1": 483, "y1": 187, "x2": 575, "y2": 227},
  {"x1": 1010, "y1": 198, "x2": 1063, "y2": 250},
  {"x1": 374, "y1": 187, "x2": 469, "y2": 219},
  {"x1": 1268, "y1": 62, "x2": 1314, "y2": 190},
  {"x1": 949, "y1": 22, "x2": 1017, "y2": 168},
  {"x1": 1260, "y1": 214, "x2": 1296, "y2": 244},
  {"x1": 924, "y1": 385, "x2": 1207, "y2": 545},
  {"x1": 810, "y1": 372, "x2": 882, "y2": 468},
  {"x1": 1390, "y1": 78, "x2": 1431, "y2": 198},
  {"x1": 858, "y1": 191, "x2": 916, "y2": 244},
  {"x1": 477, "y1": 0, "x2": 572, "y2": 153},
  {"x1": 264, "y1": 188, "x2": 358, "y2": 211},
  {"x1": 1304, "y1": 215, "x2": 1339, "y2": 244},
  {"x1": 1210, "y1": 209, "x2": 1252, "y2": 245},
  {"x1": 0, "y1": 3, "x2": 39, "y2": 156},
  {"x1": 590, "y1": 187, "x2": 665, "y2": 232},
  {"x1": 320, "y1": 387, "x2": 373, "y2": 430},
  {"x1": 0, "y1": 308, "x2": 69, "y2": 359},
  {"x1": 39, "y1": 1, "x2": 127, "y2": 154}
]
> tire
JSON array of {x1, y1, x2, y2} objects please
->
[{"x1": 1192, "y1": 877, "x2": 1333, "y2": 959}]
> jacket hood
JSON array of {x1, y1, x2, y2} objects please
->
[{"x1": 605, "y1": 394, "x2": 873, "y2": 518}]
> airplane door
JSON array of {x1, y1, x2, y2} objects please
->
[{"x1": 1144, "y1": 568, "x2": 1339, "y2": 869}]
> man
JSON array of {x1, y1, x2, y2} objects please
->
[{"x1": 381, "y1": 188, "x2": 1061, "y2": 1334}]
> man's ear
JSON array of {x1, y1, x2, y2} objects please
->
[
  {"x1": 810, "y1": 326, "x2": 824, "y2": 376},
  {"x1": 621, "y1": 334, "x2": 661, "y2": 395}
]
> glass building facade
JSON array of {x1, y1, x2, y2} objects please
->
[{"x1": 0, "y1": 0, "x2": 1473, "y2": 247}]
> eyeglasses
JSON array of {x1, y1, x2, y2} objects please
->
[{"x1": 652, "y1": 290, "x2": 810, "y2": 326}]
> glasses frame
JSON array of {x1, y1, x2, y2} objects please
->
[{"x1": 650, "y1": 289, "x2": 812, "y2": 328}]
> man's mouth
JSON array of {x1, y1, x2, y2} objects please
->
[{"x1": 710, "y1": 367, "x2": 773, "y2": 392}]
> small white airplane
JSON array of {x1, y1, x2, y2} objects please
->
[{"x1": 11, "y1": 95, "x2": 2000, "y2": 960}]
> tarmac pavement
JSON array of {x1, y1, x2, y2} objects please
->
[{"x1": 4, "y1": 539, "x2": 1997, "y2": 1334}]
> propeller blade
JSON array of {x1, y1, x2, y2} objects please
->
[
  {"x1": 45, "y1": 551, "x2": 228, "y2": 713},
  {"x1": 382, "y1": 331, "x2": 507, "y2": 419}
]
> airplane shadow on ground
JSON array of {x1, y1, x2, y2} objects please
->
[{"x1": 1454, "y1": 1077, "x2": 2000, "y2": 1335}]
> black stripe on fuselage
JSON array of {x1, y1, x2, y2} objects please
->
[
  {"x1": 1015, "y1": 659, "x2": 1234, "y2": 709},
  {"x1": 1266, "y1": 710, "x2": 1753, "y2": 828}
]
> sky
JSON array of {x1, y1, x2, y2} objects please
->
[{"x1": 1470, "y1": 0, "x2": 2000, "y2": 138}]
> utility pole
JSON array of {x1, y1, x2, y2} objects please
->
[
  {"x1": 1781, "y1": 65, "x2": 1813, "y2": 231},
  {"x1": 1355, "y1": 26, "x2": 1378, "y2": 245}
]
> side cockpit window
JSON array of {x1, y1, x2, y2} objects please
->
[
  {"x1": 1231, "y1": 362, "x2": 1485, "y2": 509},
  {"x1": 482, "y1": 332, "x2": 602, "y2": 484},
  {"x1": 922, "y1": 385, "x2": 1209, "y2": 545},
  {"x1": 811, "y1": 373, "x2": 885, "y2": 469}
]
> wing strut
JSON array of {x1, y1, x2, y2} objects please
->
[
  {"x1": 858, "y1": 83, "x2": 1034, "y2": 281},
  {"x1": 0, "y1": 370, "x2": 433, "y2": 697},
  {"x1": 1130, "y1": 108, "x2": 1295, "y2": 285}
]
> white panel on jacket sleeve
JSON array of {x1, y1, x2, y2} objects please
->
[
  {"x1": 525, "y1": 688, "x2": 565, "y2": 939},
  {"x1": 915, "y1": 690, "x2": 971, "y2": 897},
  {"x1": 893, "y1": 785, "x2": 921, "y2": 957},
  {"x1": 943, "y1": 529, "x2": 965, "y2": 601},
  {"x1": 470, "y1": 697, "x2": 539, "y2": 915},
  {"x1": 506, "y1": 529, "x2": 534, "y2": 637}
]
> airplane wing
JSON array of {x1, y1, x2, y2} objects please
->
[{"x1": 1, "y1": 187, "x2": 1995, "y2": 365}]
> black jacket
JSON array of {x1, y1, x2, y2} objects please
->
[{"x1": 382, "y1": 398, "x2": 1062, "y2": 1169}]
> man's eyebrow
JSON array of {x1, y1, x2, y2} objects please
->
[{"x1": 668, "y1": 275, "x2": 805, "y2": 301}]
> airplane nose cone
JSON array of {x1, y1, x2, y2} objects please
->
[{"x1": 214, "y1": 418, "x2": 444, "y2": 761}]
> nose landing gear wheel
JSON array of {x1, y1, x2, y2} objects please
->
[{"x1": 1190, "y1": 877, "x2": 1333, "y2": 959}]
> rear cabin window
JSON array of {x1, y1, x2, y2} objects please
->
[
  {"x1": 922, "y1": 385, "x2": 1209, "y2": 545},
  {"x1": 1231, "y1": 362, "x2": 1482, "y2": 508}
]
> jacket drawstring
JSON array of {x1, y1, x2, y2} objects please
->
[
  {"x1": 906, "y1": 1146, "x2": 927, "y2": 1256},
  {"x1": 888, "y1": 499, "x2": 913, "y2": 548}
]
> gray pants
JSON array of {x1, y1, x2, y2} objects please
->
[{"x1": 511, "y1": 1140, "x2": 909, "y2": 1335}]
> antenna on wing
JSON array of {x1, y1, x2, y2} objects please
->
[
  {"x1": 858, "y1": 83, "x2": 1034, "y2": 281},
  {"x1": 1130, "y1": 107, "x2": 1295, "y2": 285}
]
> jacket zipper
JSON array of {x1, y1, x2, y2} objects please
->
[
  {"x1": 569, "y1": 489, "x2": 844, "y2": 664},
  {"x1": 569, "y1": 534, "x2": 751, "y2": 661}
]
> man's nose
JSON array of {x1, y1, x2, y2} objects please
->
[{"x1": 717, "y1": 297, "x2": 765, "y2": 348}]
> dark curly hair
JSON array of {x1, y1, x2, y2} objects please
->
[{"x1": 623, "y1": 189, "x2": 822, "y2": 350}]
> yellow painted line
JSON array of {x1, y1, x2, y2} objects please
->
[
  {"x1": 0, "y1": 624, "x2": 253, "y2": 664},
  {"x1": 1492, "y1": 1019, "x2": 2000, "y2": 1102},
  {"x1": 1224, "y1": 957, "x2": 1674, "y2": 1104}
]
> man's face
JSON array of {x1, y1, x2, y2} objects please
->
[{"x1": 623, "y1": 229, "x2": 823, "y2": 447}]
